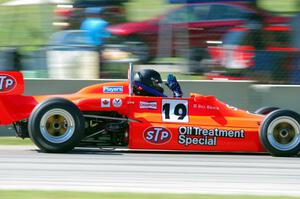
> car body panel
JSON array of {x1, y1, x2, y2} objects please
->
[
  {"x1": 0, "y1": 71, "x2": 267, "y2": 153},
  {"x1": 126, "y1": 94, "x2": 264, "y2": 152}
]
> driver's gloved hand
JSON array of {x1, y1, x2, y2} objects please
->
[{"x1": 166, "y1": 74, "x2": 183, "y2": 98}]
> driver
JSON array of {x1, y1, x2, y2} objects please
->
[{"x1": 133, "y1": 69, "x2": 183, "y2": 98}]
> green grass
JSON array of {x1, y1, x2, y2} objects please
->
[
  {"x1": 0, "y1": 0, "x2": 298, "y2": 47},
  {"x1": 0, "y1": 137, "x2": 32, "y2": 145},
  {"x1": 125, "y1": 0, "x2": 300, "y2": 22},
  {"x1": 0, "y1": 0, "x2": 173, "y2": 46},
  {"x1": 259, "y1": 0, "x2": 300, "y2": 13},
  {"x1": 0, "y1": 191, "x2": 299, "y2": 199},
  {"x1": 126, "y1": 0, "x2": 300, "y2": 22},
  {"x1": 125, "y1": 0, "x2": 177, "y2": 21},
  {"x1": 0, "y1": 4, "x2": 54, "y2": 47}
]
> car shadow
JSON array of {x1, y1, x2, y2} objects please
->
[{"x1": 33, "y1": 147, "x2": 300, "y2": 158}]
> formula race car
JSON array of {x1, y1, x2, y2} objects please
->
[{"x1": 0, "y1": 64, "x2": 300, "y2": 157}]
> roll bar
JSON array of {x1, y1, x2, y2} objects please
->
[{"x1": 128, "y1": 62, "x2": 134, "y2": 96}]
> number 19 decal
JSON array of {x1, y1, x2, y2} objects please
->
[{"x1": 162, "y1": 99, "x2": 189, "y2": 123}]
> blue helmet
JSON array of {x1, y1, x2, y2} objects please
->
[{"x1": 133, "y1": 69, "x2": 165, "y2": 97}]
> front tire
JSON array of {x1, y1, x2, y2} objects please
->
[
  {"x1": 28, "y1": 98, "x2": 85, "y2": 153},
  {"x1": 260, "y1": 109, "x2": 300, "y2": 156}
]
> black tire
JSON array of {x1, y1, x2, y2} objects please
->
[
  {"x1": 260, "y1": 109, "x2": 300, "y2": 156},
  {"x1": 254, "y1": 107, "x2": 280, "y2": 115},
  {"x1": 28, "y1": 98, "x2": 85, "y2": 153}
]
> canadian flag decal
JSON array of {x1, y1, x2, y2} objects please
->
[{"x1": 101, "y1": 98, "x2": 110, "y2": 108}]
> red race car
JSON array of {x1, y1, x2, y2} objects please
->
[
  {"x1": 207, "y1": 24, "x2": 296, "y2": 82},
  {"x1": 107, "y1": 0, "x2": 287, "y2": 62},
  {"x1": 0, "y1": 64, "x2": 299, "y2": 156}
]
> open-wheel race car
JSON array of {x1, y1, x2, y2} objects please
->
[{"x1": 0, "y1": 64, "x2": 300, "y2": 157}]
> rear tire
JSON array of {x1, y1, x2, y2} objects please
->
[
  {"x1": 28, "y1": 98, "x2": 85, "y2": 153},
  {"x1": 260, "y1": 109, "x2": 300, "y2": 156},
  {"x1": 255, "y1": 107, "x2": 279, "y2": 115}
]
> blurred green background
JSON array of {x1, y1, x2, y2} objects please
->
[
  {"x1": 0, "y1": 190, "x2": 300, "y2": 199},
  {"x1": 0, "y1": 0, "x2": 299, "y2": 47}
]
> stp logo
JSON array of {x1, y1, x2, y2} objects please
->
[
  {"x1": 0, "y1": 75, "x2": 16, "y2": 92},
  {"x1": 143, "y1": 127, "x2": 172, "y2": 145}
]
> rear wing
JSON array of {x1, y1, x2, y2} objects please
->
[
  {"x1": 0, "y1": 71, "x2": 33, "y2": 125},
  {"x1": 0, "y1": 71, "x2": 24, "y2": 95}
]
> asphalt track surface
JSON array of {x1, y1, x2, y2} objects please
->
[{"x1": 0, "y1": 146, "x2": 300, "y2": 196}]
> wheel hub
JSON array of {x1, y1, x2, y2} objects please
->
[
  {"x1": 267, "y1": 116, "x2": 300, "y2": 151},
  {"x1": 53, "y1": 122, "x2": 60, "y2": 129},
  {"x1": 273, "y1": 122, "x2": 295, "y2": 145},
  {"x1": 40, "y1": 109, "x2": 75, "y2": 144},
  {"x1": 279, "y1": 129, "x2": 289, "y2": 138}
]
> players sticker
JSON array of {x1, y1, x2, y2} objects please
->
[
  {"x1": 103, "y1": 86, "x2": 123, "y2": 93},
  {"x1": 112, "y1": 98, "x2": 122, "y2": 107},
  {"x1": 101, "y1": 98, "x2": 110, "y2": 108},
  {"x1": 139, "y1": 101, "x2": 157, "y2": 110}
]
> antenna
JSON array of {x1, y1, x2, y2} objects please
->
[{"x1": 129, "y1": 62, "x2": 134, "y2": 96}]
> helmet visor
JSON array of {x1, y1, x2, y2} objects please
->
[{"x1": 151, "y1": 78, "x2": 164, "y2": 92}]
